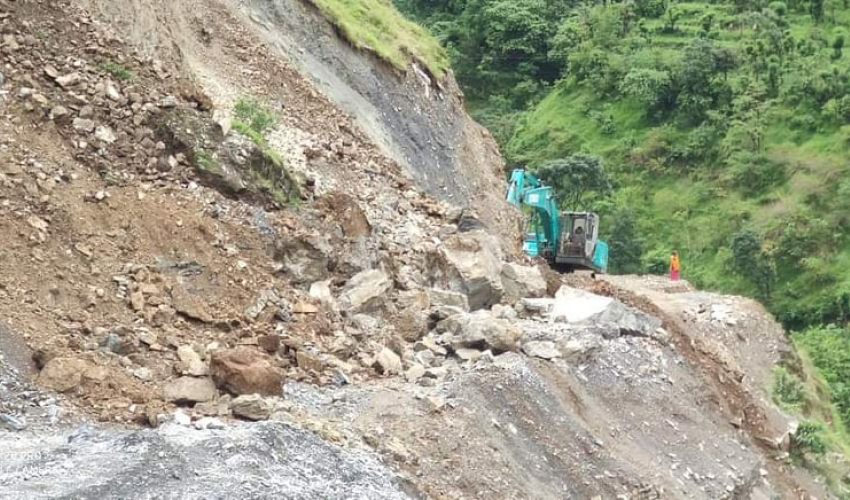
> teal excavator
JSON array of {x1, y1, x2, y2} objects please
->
[{"x1": 506, "y1": 168, "x2": 609, "y2": 273}]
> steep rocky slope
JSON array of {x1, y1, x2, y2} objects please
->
[{"x1": 0, "y1": 1, "x2": 832, "y2": 499}]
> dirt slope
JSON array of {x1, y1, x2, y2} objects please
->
[{"x1": 76, "y1": 0, "x2": 521, "y2": 252}]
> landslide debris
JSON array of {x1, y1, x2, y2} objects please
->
[{"x1": 0, "y1": 1, "x2": 832, "y2": 499}]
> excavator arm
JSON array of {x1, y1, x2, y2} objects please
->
[{"x1": 506, "y1": 169, "x2": 560, "y2": 258}]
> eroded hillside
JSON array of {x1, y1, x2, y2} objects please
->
[{"x1": 0, "y1": 1, "x2": 835, "y2": 499}]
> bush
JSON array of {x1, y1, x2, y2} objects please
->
[
  {"x1": 234, "y1": 98, "x2": 277, "y2": 138},
  {"x1": 773, "y1": 366, "x2": 807, "y2": 409},
  {"x1": 794, "y1": 326, "x2": 850, "y2": 426},
  {"x1": 792, "y1": 421, "x2": 828, "y2": 457}
]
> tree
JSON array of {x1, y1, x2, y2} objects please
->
[
  {"x1": 732, "y1": 230, "x2": 775, "y2": 300},
  {"x1": 608, "y1": 208, "x2": 644, "y2": 274},
  {"x1": 619, "y1": 68, "x2": 674, "y2": 115},
  {"x1": 535, "y1": 154, "x2": 613, "y2": 210},
  {"x1": 810, "y1": 0, "x2": 824, "y2": 22},
  {"x1": 832, "y1": 35, "x2": 844, "y2": 60}
]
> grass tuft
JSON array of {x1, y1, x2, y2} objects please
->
[
  {"x1": 309, "y1": 0, "x2": 449, "y2": 78},
  {"x1": 100, "y1": 61, "x2": 134, "y2": 82}
]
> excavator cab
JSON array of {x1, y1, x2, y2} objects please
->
[{"x1": 556, "y1": 212, "x2": 609, "y2": 273}]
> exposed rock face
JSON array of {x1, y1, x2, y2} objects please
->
[
  {"x1": 427, "y1": 231, "x2": 503, "y2": 311},
  {"x1": 339, "y1": 269, "x2": 393, "y2": 313},
  {"x1": 210, "y1": 348, "x2": 284, "y2": 396},
  {"x1": 163, "y1": 376, "x2": 217, "y2": 404},
  {"x1": 501, "y1": 263, "x2": 547, "y2": 303},
  {"x1": 437, "y1": 310, "x2": 523, "y2": 353}
]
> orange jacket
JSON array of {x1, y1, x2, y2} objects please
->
[{"x1": 671, "y1": 255, "x2": 680, "y2": 272}]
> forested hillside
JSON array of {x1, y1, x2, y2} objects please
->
[
  {"x1": 398, "y1": 0, "x2": 850, "y2": 329},
  {"x1": 397, "y1": 0, "x2": 850, "y2": 447}
]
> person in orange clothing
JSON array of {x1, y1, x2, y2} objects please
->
[{"x1": 670, "y1": 250, "x2": 681, "y2": 281}]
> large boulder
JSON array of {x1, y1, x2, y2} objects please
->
[
  {"x1": 426, "y1": 230, "x2": 503, "y2": 311},
  {"x1": 273, "y1": 235, "x2": 332, "y2": 284},
  {"x1": 163, "y1": 376, "x2": 217, "y2": 404},
  {"x1": 437, "y1": 310, "x2": 523, "y2": 353},
  {"x1": 338, "y1": 269, "x2": 393, "y2": 313},
  {"x1": 501, "y1": 263, "x2": 547, "y2": 302},
  {"x1": 550, "y1": 286, "x2": 662, "y2": 337},
  {"x1": 210, "y1": 348, "x2": 284, "y2": 396},
  {"x1": 550, "y1": 286, "x2": 614, "y2": 323},
  {"x1": 37, "y1": 358, "x2": 91, "y2": 393}
]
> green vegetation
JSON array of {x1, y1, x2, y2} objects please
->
[
  {"x1": 194, "y1": 150, "x2": 221, "y2": 174},
  {"x1": 100, "y1": 61, "x2": 133, "y2": 81},
  {"x1": 773, "y1": 366, "x2": 807, "y2": 411},
  {"x1": 231, "y1": 97, "x2": 301, "y2": 207},
  {"x1": 311, "y1": 0, "x2": 449, "y2": 77},
  {"x1": 770, "y1": 347, "x2": 850, "y2": 490},
  {"x1": 793, "y1": 420, "x2": 828, "y2": 458}
]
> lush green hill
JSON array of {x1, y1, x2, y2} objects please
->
[{"x1": 398, "y1": 0, "x2": 850, "y2": 330}]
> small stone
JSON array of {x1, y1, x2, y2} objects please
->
[
  {"x1": 455, "y1": 348, "x2": 482, "y2": 362},
  {"x1": 309, "y1": 281, "x2": 334, "y2": 303},
  {"x1": 405, "y1": 363, "x2": 426, "y2": 382},
  {"x1": 194, "y1": 417, "x2": 225, "y2": 430},
  {"x1": 293, "y1": 301, "x2": 319, "y2": 314},
  {"x1": 163, "y1": 376, "x2": 217, "y2": 404},
  {"x1": 258, "y1": 334, "x2": 281, "y2": 353},
  {"x1": 131, "y1": 367, "x2": 152, "y2": 381},
  {"x1": 522, "y1": 341, "x2": 562, "y2": 360},
  {"x1": 55, "y1": 72, "x2": 81, "y2": 88},
  {"x1": 31, "y1": 94, "x2": 49, "y2": 106},
  {"x1": 159, "y1": 95, "x2": 178, "y2": 108},
  {"x1": 106, "y1": 84, "x2": 123, "y2": 102},
  {"x1": 43, "y1": 65, "x2": 59, "y2": 79},
  {"x1": 177, "y1": 345, "x2": 209, "y2": 377},
  {"x1": 27, "y1": 215, "x2": 49, "y2": 232},
  {"x1": 210, "y1": 348, "x2": 283, "y2": 396},
  {"x1": 427, "y1": 396, "x2": 446, "y2": 413},
  {"x1": 37, "y1": 358, "x2": 90, "y2": 392},
  {"x1": 2, "y1": 34, "x2": 19, "y2": 51},
  {"x1": 0, "y1": 414, "x2": 26, "y2": 432},
  {"x1": 374, "y1": 347, "x2": 402, "y2": 375},
  {"x1": 72, "y1": 118, "x2": 96, "y2": 133},
  {"x1": 130, "y1": 291, "x2": 145, "y2": 312},
  {"x1": 95, "y1": 126, "x2": 117, "y2": 144},
  {"x1": 296, "y1": 350, "x2": 325, "y2": 373},
  {"x1": 49, "y1": 106, "x2": 70, "y2": 120},
  {"x1": 172, "y1": 409, "x2": 192, "y2": 426},
  {"x1": 231, "y1": 394, "x2": 273, "y2": 421}
]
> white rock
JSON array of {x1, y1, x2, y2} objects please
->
[
  {"x1": 172, "y1": 410, "x2": 192, "y2": 426},
  {"x1": 522, "y1": 341, "x2": 561, "y2": 360},
  {"x1": 94, "y1": 126, "x2": 117, "y2": 144}
]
